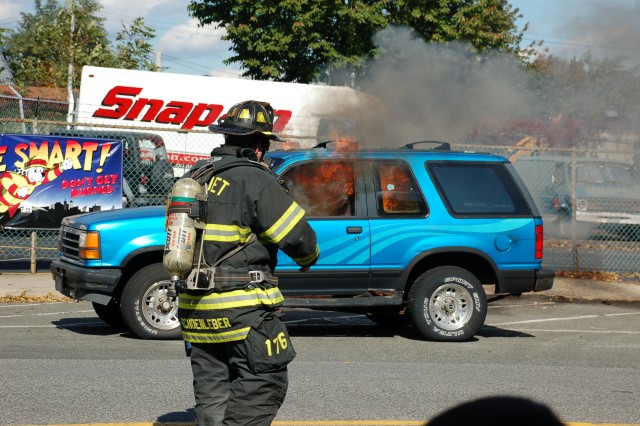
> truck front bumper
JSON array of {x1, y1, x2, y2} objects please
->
[{"x1": 51, "y1": 259, "x2": 122, "y2": 305}]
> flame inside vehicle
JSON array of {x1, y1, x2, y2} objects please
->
[
  {"x1": 281, "y1": 133, "x2": 355, "y2": 216},
  {"x1": 282, "y1": 132, "x2": 421, "y2": 216},
  {"x1": 285, "y1": 160, "x2": 355, "y2": 217},
  {"x1": 377, "y1": 164, "x2": 419, "y2": 214}
]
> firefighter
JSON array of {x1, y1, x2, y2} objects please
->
[{"x1": 177, "y1": 100, "x2": 320, "y2": 425}]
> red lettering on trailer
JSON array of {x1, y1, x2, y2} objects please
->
[
  {"x1": 184, "y1": 103, "x2": 225, "y2": 129},
  {"x1": 273, "y1": 109, "x2": 291, "y2": 133},
  {"x1": 93, "y1": 86, "x2": 141, "y2": 119},
  {"x1": 168, "y1": 152, "x2": 210, "y2": 165},
  {"x1": 123, "y1": 98, "x2": 164, "y2": 121},
  {"x1": 91, "y1": 86, "x2": 293, "y2": 131}
]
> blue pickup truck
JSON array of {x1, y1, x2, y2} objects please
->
[{"x1": 51, "y1": 142, "x2": 554, "y2": 341}]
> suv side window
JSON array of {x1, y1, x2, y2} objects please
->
[
  {"x1": 373, "y1": 161, "x2": 427, "y2": 216},
  {"x1": 281, "y1": 160, "x2": 355, "y2": 217},
  {"x1": 428, "y1": 162, "x2": 530, "y2": 217}
]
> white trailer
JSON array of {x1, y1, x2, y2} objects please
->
[{"x1": 75, "y1": 66, "x2": 372, "y2": 175}]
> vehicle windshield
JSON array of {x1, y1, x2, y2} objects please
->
[
  {"x1": 577, "y1": 163, "x2": 640, "y2": 184},
  {"x1": 139, "y1": 137, "x2": 168, "y2": 164}
]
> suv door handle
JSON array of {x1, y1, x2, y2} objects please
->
[{"x1": 346, "y1": 226, "x2": 362, "y2": 234}]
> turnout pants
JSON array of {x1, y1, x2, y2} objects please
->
[{"x1": 190, "y1": 340, "x2": 289, "y2": 426}]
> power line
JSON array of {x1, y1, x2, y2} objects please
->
[
  {"x1": 161, "y1": 54, "x2": 213, "y2": 75},
  {"x1": 522, "y1": 36, "x2": 640, "y2": 52},
  {"x1": 161, "y1": 53, "x2": 240, "y2": 77},
  {"x1": 98, "y1": 11, "x2": 215, "y2": 36}
]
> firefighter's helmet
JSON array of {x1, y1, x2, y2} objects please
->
[{"x1": 209, "y1": 100, "x2": 282, "y2": 141}]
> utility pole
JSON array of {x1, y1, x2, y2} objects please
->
[
  {"x1": 66, "y1": 0, "x2": 76, "y2": 124},
  {"x1": 155, "y1": 51, "x2": 162, "y2": 72}
]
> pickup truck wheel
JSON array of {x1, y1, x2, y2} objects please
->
[
  {"x1": 407, "y1": 266, "x2": 486, "y2": 342},
  {"x1": 92, "y1": 301, "x2": 125, "y2": 329},
  {"x1": 120, "y1": 263, "x2": 181, "y2": 340}
]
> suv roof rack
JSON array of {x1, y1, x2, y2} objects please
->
[
  {"x1": 401, "y1": 141, "x2": 451, "y2": 151},
  {"x1": 313, "y1": 140, "x2": 360, "y2": 150}
]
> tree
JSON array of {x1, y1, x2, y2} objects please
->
[
  {"x1": 113, "y1": 17, "x2": 157, "y2": 71},
  {"x1": 0, "y1": 0, "x2": 156, "y2": 88},
  {"x1": 386, "y1": 0, "x2": 527, "y2": 53},
  {"x1": 187, "y1": 0, "x2": 530, "y2": 84},
  {"x1": 529, "y1": 53, "x2": 640, "y2": 124}
]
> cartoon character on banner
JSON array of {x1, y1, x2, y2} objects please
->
[{"x1": 0, "y1": 154, "x2": 73, "y2": 218}]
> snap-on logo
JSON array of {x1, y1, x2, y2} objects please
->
[{"x1": 92, "y1": 86, "x2": 292, "y2": 131}]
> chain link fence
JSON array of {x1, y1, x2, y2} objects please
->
[{"x1": 1, "y1": 94, "x2": 639, "y2": 276}]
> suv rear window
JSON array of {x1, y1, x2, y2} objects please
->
[{"x1": 428, "y1": 162, "x2": 530, "y2": 217}]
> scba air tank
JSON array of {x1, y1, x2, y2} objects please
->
[{"x1": 163, "y1": 178, "x2": 204, "y2": 281}]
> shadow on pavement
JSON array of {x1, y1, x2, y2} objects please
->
[{"x1": 156, "y1": 408, "x2": 196, "y2": 424}]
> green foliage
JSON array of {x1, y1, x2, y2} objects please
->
[
  {"x1": 114, "y1": 17, "x2": 157, "y2": 71},
  {"x1": 0, "y1": 0, "x2": 156, "y2": 88},
  {"x1": 385, "y1": 0, "x2": 523, "y2": 52},
  {"x1": 528, "y1": 54, "x2": 640, "y2": 123},
  {"x1": 188, "y1": 0, "x2": 529, "y2": 84}
]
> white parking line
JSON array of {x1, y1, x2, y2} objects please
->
[
  {"x1": 499, "y1": 328, "x2": 640, "y2": 334},
  {"x1": 0, "y1": 309, "x2": 94, "y2": 318},
  {"x1": 491, "y1": 311, "x2": 640, "y2": 327},
  {"x1": 489, "y1": 302, "x2": 556, "y2": 309},
  {"x1": 0, "y1": 302, "x2": 73, "y2": 308},
  {"x1": 604, "y1": 312, "x2": 640, "y2": 317},
  {"x1": 0, "y1": 321, "x2": 107, "y2": 328},
  {"x1": 491, "y1": 314, "x2": 600, "y2": 326}
]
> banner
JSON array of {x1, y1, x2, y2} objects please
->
[{"x1": 0, "y1": 134, "x2": 123, "y2": 229}]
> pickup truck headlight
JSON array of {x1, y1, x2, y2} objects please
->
[
  {"x1": 79, "y1": 231, "x2": 101, "y2": 260},
  {"x1": 576, "y1": 199, "x2": 588, "y2": 211}
]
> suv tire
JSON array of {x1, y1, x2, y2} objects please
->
[
  {"x1": 407, "y1": 266, "x2": 487, "y2": 342},
  {"x1": 92, "y1": 301, "x2": 125, "y2": 329},
  {"x1": 120, "y1": 263, "x2": 181, "y2": 340}
]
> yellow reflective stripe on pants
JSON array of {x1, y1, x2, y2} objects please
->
[
  {"x1": 179, "y1": 287, "x2": 285, "y2": 310},
  {"x1": 182, "y1": 326, "x2": 251, "y2": 343},
  {"x1": 261, "y1": 201, "x2": 305, "y2": 244}
]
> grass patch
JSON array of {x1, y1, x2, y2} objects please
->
[{"x1": 0, "y1": 291, "x2": 73, "y2": 303}]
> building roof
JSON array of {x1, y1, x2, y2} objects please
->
[{"x1": 0, "y1": 84, "x2": 75, "y2": 101}]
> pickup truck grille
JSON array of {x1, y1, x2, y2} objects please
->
[
  {"x1": 60, "y1": 225, "x2": 82, "y2": 260},
  {"x1": 582, "y1": 198, "x2": 640, "y2": 214}
]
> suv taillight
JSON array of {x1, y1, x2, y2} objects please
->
[{"x1": 535, "y1": 225, "x2": 543, "y2": 259}]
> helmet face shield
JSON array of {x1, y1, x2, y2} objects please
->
[{"x1": 209, "y1": 100, "x2": 282, "y2": 141}]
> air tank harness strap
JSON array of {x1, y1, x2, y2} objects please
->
[
  {"x1": 185, "y1": 266, "x2": 278, "y2": 292},
  {"x1": 187, "y1": 233, "x2": 278, "y2": 291}
]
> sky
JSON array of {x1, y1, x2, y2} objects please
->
[
  {"x1": 512, "y1": 0, "x2": 640, "y2": 66},
  {"x1": 2, "y1": 0, "x2": 640, "y2": 78}
]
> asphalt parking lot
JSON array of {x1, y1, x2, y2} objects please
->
[{"x1": 1, "y1": 294, "x2": 639, "y2": 425}]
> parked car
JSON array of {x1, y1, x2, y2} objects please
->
[
  {"x1": 51, "y1": 141, "x2": 554, "y2": 342},
  {"x1": 49, "y1": 130, "x2": 175, "y2": 207},
  {"x1": 513, "y1": 155, "x2": 640, "y2": 239}
]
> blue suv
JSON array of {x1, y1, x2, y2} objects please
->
[{"x1": 51, "y1": 142, "x2": 554, "y2": 341}]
